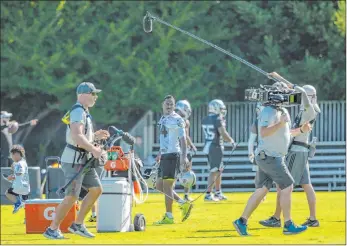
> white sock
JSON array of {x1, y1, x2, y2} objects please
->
[
  {"x1": 92, "y1": 212, "x2": 96, "y2": 217},
  {"x1": 166, "y1": 212, "x2": 173, "y2": 219}
]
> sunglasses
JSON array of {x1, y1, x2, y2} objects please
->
[{"x1": 88, "y1": 92, "x2": 98, "y2": 96}]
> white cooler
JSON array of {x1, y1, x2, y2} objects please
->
[{"x1": 97, "y1": 177, "x2": 132, "y2": 232}]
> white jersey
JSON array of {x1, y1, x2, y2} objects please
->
[
  {"x1": 12, "y1": 159, "x2": 30, "y2": 195},
  {"x1": 158, "y1": 112, "x2": 186, "y2": 154}
]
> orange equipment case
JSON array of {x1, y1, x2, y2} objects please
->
[{"x1": 25, "y1": 199, "x2": 78, "y2": 234}]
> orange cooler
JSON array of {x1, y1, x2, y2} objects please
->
[{"x1": 25, "y1": 199, "x2": 78, "y2": 234}]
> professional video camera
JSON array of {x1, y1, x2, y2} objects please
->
[{"x1": 245, "y1": 84, "x2": 302, "y2": 106}]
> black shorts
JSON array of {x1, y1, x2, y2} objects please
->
[
  {"x1": 6, "y1": 188, "x2": 29, "y2": 201},
  {"x1": 207, "y1": 145, "x2": 223, "y2": 171},
  {"x1": 158, "y1": 153, "x2": 180, "y2": 180}
]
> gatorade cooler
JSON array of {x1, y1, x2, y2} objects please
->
[
  {"x1": 97, "y1": 177, "x2": 131, "y2": 232},
  {"x1": 25, "y1": 199, "x2": 78, "y2": 234}
]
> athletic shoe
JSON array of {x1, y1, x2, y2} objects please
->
[
  {"x1": 301, "y1": 218, "x2": 320, "y2": 227},
  {"x1": 214, "y1": 192, "x2": 227, "y2": 200},
  {"x1": 180, "y1": 202, "x2": 193, "y2": 222},
  {"x1": 68, "y1": 223, "x2": 95, "y2": 238},
  {"x1": 184, "y1": 194, "x2": 193, "y2": 202},
  {"x1": 88, "y1": 215, "x2": 97, "y2": 222},
  {"x1": 233, "y1": 219, "x2": 249, "y2": 236},
  {"x1": 153, "y1": 214, "x2": 174, "y2": 225},
  {"x1": 259, "y1": 216, "x2": 281, "y2": 227},
  {"x1": 12, "y1": 201, "x2": 24, "y2": 214},
  {"x1": 43, "y1": 228, "x2": 64, "y2": 239},
  {"x1": 204, "y1": 194, "x2": 219, "y2": 202},
  {"x1": 283, "y1": 221, "x2": 308, "y2": 235}
]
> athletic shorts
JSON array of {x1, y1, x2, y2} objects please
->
[
  {"x1": 207, "y1": 145, "x2": 223, "y2": 172},
  {"x1": 286, "y1": 151, "x2": 310, "y2": 186},
  {"x1": 61, "y1": 162, "x2": 101, "y2": 197},
  {"x1": 7, "y1": 188, "x2": 29, "y2": 201},
  {"x1": 78, "y1": 167, "x2": 103, "y2": 200},
  {"x1": 255, "y1": 154, "x2": 294, "y2": 190},
  {"x1": 158, "y1": 153, "x2": 180, "y2": 180}
]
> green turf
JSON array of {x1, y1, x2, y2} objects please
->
[{"x1": 1, "y1": 192, "x2": 345, "y2": 244}]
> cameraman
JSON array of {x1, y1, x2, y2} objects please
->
[
  {"x1": 233, "y1": 82, "x2": 311, "y2": 236},
  {"x1": 43, "y1": 82, "x2": 109, "y2": 240},
  {"x1": 259, "y1": 72, "x2": 320, "y2": 228}
]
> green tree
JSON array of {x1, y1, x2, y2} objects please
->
[
  {"x1": 334, "y1": 1, "x2": 346, "y2": 36},
  {"x1": 1, "y1": 1, "x2": 345, "y2": 167}
]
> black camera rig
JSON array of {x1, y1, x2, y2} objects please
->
[{"x1": 245, "y1": 85, "x2": 302, "y2": 106}]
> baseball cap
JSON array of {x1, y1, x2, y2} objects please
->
[
  {"x1": 0, "y1": 111, "x2": 13, "y2": 119},
  {"x1": 76, "y1": 82, "x2": 102, "y2": 95}
]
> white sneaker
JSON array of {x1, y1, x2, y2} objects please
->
[
  {"x1": 214, "y1": 192, "x2": 227, "y2": 200},
  {"x1": 204, "y1": 194, "x2": 219, "y2": 202}
]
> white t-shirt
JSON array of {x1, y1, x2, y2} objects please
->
[
  {"x1": 158, "y1": 112, "x2": 186, "y2": 154},
  {"x1": 12, "y1": 159, "x2": 30, "y2": 195}
]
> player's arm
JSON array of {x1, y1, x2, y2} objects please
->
[
  {"x1": 248, "y1": 124, "x2": 258, "y2": 163},
  {"x1": 179, "y1": 120, "x2": 187, "y2": 158},
  {"x1": 290, "y1": 122, "x2": 312, "y2": 137},
  {"x1": 216, "y1": 117, "x2": 234, "y2": 143},
  {"x1": 70, "y1": 108, "x2": 97, "y2": 153},
  {"x1": 267, "y1": 72, "x2": 294, "y2": 88},
  {"x1": 179, "y1": 127, "x2": 188, "y2": 169},
  {"x1": 71, "y1": 123, "x2": 96, "y2": 152},
  {"x1": 218, "y1": 125, "x2": 234, "y2": 143},
  {"x1": 185, "y1": 120, "x2": 197, "y2": 151},
  {"x1": 267, "y1": 72, "x2": 313, "y2": 110},
  {"x1": 248, "y1": 123, "x2": 257, "y2": 155},
  {"x1": 7, "y1": 174, "x2": 15, "y2": 180}
]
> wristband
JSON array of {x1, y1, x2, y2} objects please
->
[{"x1": 300, "y1": 127, "x2": 304, "y2": 133}]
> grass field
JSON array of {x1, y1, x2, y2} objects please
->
[{"x1": 1, "y1": 191, "x2": 346, "y2": 245}]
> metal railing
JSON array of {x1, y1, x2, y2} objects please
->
[{"x1": 152, "y1": 101, "x2": 346, "y2": 143}]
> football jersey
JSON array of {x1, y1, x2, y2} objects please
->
[
  {"x1": 201, "y1": 114, "x2": 225, "y2": 154},
  {"x1": 158, "y1": 112, "x2": 186, "y2": 154}
]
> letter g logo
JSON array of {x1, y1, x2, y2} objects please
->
[{"x1": 43, "y1": 207, "x2": 56, "y2": 220}]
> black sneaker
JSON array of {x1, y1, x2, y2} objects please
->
[
  {"x1": 259, "y1": 216, "x2": 281, "y2": 227},
  {"x1": 301, "y1": 218, "x2": 320, "y2": 227},
  {"x1": 88, "y1": 215, "x2": 97, "y2": 222},
  {"x1": 43, "y1": 227, "x2": 64, "y2": 239},
  {"x1": 68, "y1": 223, "x2": 95, "y2": 238}
]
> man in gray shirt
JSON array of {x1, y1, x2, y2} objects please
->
[
  {"x1": 233, "y1": 82, "x2": 312, "y2": 236},
  {"x1": 259, "y1": 72, "x2": 321, "y2": 228},
  {"x1": 44, "y1": 82, "x2": 109, "y2": 240}
]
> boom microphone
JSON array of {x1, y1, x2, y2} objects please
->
[{"x1": 109, "y1": 126, "x2": 136, "y2": 146}]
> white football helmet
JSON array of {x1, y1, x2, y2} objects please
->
[
  {"x1": 175, "y1": 100, "x2": 192, "y2": 119},
  {"x1": 303, "y1": 85, "x2": 320, "y2": 113},
  {"x1": 208, "y1": 99, "x2": 227, "y2": 117},
  {"x1": 179, "y1": 170, "x2": 196, "y2": 189}
]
